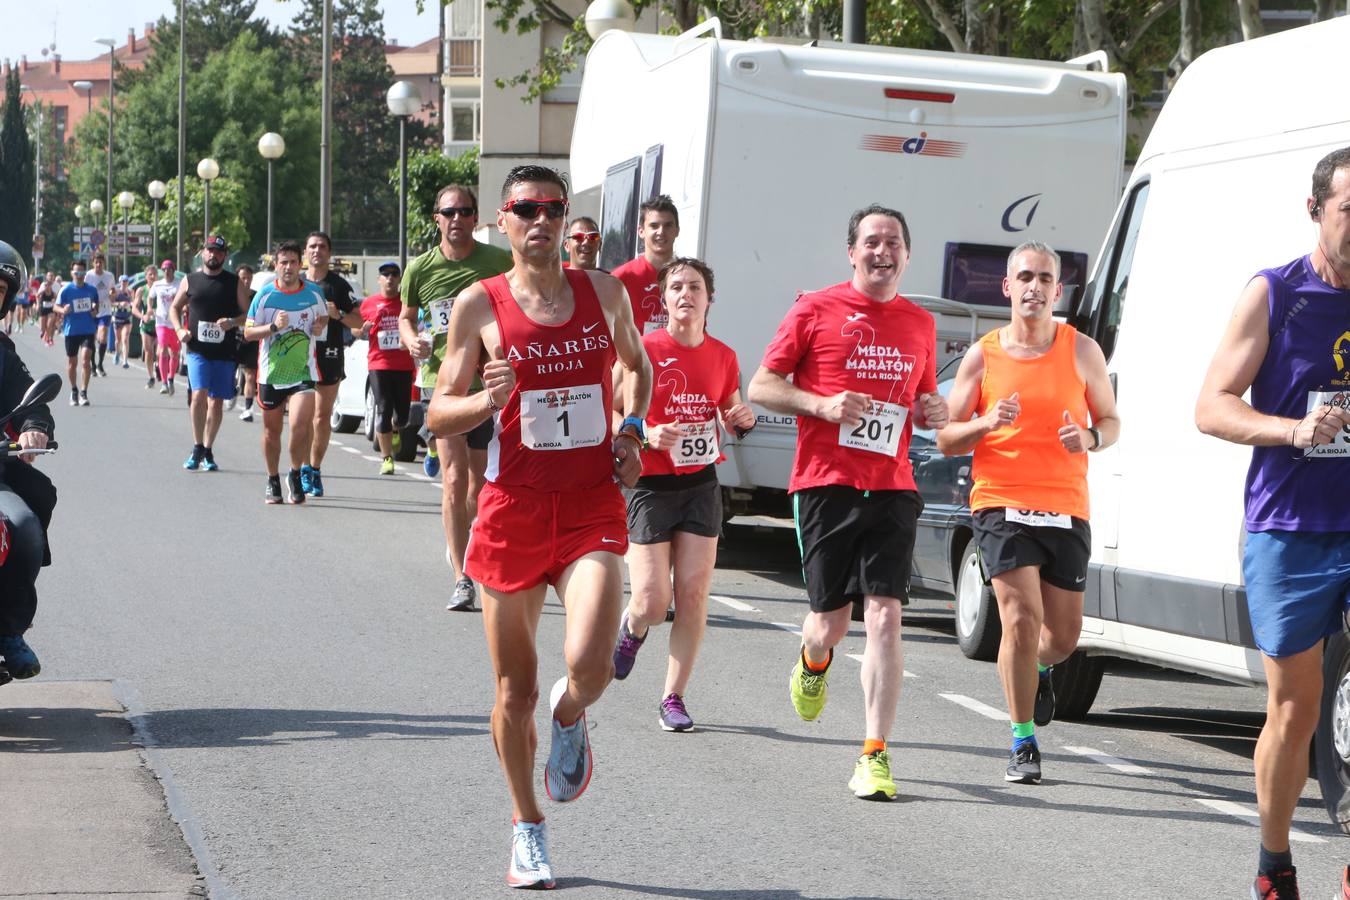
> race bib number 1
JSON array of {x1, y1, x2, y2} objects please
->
[
  {"x1": 1307, "y1": 390, "x2": 1350, "y2": 458},
  {"x1": 428, "y1": 298, "x2": 455, "y2": 335},
  {"x1": 519, "y1": 384, "x2": 606, "y2": 450},
  {"x1": 671, "y1": 419, "x2": 719, "y2": 467},
  {"x1": 1006, "y1": 508, "x2": 1072, "y2": 529},
  {"x1": 197, "y1": 320, "x2": 225, "y2": 343},
  {"x1": 839, "y1": 400, "x2": 907, "y2": 456}
]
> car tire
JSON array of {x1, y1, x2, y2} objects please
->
[
  {"x1": 1315, "y1": 631, "x2": 1350, "y2": 834},
  {"x1": 330, "y1": 405, "x2": 360, "y2": 434},
  {"x1": 1050, "y1": 650, "x2": 1105, "y2": 721},
  {"x1": 954, "y1": 539, "x2": 1001, "y2": 661}
]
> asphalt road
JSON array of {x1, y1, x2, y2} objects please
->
[{"x1": 11, "y1": 328, "x2": 1347, "y2": 899}]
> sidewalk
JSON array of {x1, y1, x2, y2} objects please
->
[{"x1": 0, "y1": 680, "x2": 205, "y2": 899}]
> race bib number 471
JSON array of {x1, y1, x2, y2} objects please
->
[
  {"x1": 1307, "y1": 390, "x2": 1350, "y2": 457},
  {"x1": 520, "y1": 384, "x2": 606, "y2": 450},
  {"x1": 839, "y1": 400, "x2": 907, "y2": 456}
]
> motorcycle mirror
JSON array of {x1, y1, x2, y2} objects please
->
[{"x1": 0, "y1": 373, "x2": 63, "y2": 431}]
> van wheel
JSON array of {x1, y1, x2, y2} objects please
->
[
  {"x1": 1050, "y1": 650, "x2": 1105, "y2": 721},
  {"x1": 330, "y1": 405, "x2": 360, "y2": 434},
  {"x1": 1315, "y1": 631, "x2": 1350, "y2": 834},
  {"x1": 954, "y1": 539, "x2": 1000, "y2": 661}
]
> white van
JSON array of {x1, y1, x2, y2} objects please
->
[
  {"x1": 570, "y1": 21, "x2": 1127, "y2": 517},
  {"x1": 1056, "y1": 15, "x2": 1350, "y2": 829}
]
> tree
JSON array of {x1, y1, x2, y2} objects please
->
[
  {"x1": 390, "y1": 146, "x2": 480, "y2": 255},
  {"x1": 0, "y1": 69, "x2": 35, "y2": 262},
  {"x1": 156, "y1": 176, "x2": 251, "y2": 254}
]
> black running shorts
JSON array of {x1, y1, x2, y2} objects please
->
[
  {"x1": 315, "y1": 353, "x2": 344, "y2": 387},
  {"x1": 258, "y1": 381, "x2": 315, "y2": 411},
  {"x1": 465, "y1": 414, "x2": 493, "y2": 451},
  {"x1": 623, "y1": 471, "x2": 722, "y2": 544},
  {"x1": 793, "y1": 486, "x2": 922, "y2": 612},
  {"x1": 972, "y1": 507, "x2": 1091, "y2": 591},
  {"x1": 64, "y1": 333, "x2": 95, "y2": 358}
]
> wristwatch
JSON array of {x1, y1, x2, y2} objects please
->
[
  {"x1": 1087, "y1": 426, "x2": 1102, "y2": 451},
  {"x1": 619, "y1": 415, "x2": 647, "y2": 449},
  {"x1": 269, "y1": 322, "x2": 279, "y2": 333}
]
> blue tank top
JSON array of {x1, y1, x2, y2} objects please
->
[{"x1": 1245, "y1": 255, "x2": 1350, "y2": 532}]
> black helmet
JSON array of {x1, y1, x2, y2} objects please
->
[{"x1": 0, "y1": 240, "x2": 28, "y2": 319}]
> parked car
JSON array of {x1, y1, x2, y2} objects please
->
[{"x1": 331, "y1": 336, "x2": 424, "y2": 462}]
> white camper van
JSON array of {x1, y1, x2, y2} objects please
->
[
  {"x1": 570, "y1": 21, "x2": 1127, "y2": 517},
  {"x1": 1056, "y1": 16, "x2": 1350, "y2": 830}
]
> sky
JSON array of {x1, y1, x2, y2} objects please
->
[{"x1": 8, "y1": 1, "x2": 440, "y2": 65}]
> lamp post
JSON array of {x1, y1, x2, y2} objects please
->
[
  {"x1": 197, "y1": 158, "x2": 220, "y2": 243},
  {"x1": 176, "y1": 0, "x2": 186, "y2": 272},
  {"x1": 584, "y1": 0, "x2": 636, "y2": 39},
  {"x1": 257, "y1": 133, "x2": 285, "y2": 253},
  {"x1": 117, "y1": 191, "x2": 135, "y2": 277},
  {"x1": 386, "y1": 81, "x2": 421, "y2": 270},
  {"x1": 72, "y1": 80, "x2": 93, "y2": 115},
  {"x1": 147, "y1": 180, "x2": 166, "y2": 265},
  {"x1": 94, "y1": 38, "x2": 117, "y2": 226},
  {"x1": 320, "y1": 0, "x2": 332, "y2": 231},
  {"x1": 89, "y1": 198, "x2": 104, "y2": 231},
  {"x1": 18, "y1": 84, "x2": 41, "y2": 236}
]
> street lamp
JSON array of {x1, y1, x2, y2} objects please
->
[
  {"x1": 72, "y1": 80, "x2": 93, "y2": 115},
  {"x1": 18, "y1": 84, "x2": 41, "y2": 237},
  {"x1": 197, "y1": 158, "x2": 220, "y2": 242},
  {"x1": 117, "y1": 190, "x2": 136, "y2": 277},
  {"x1": 94, "y1": 38, "x2": 117, "y2": 226},
  {"x1": 257, "y1": 132, "x2": 285, "y2": 253},
  {"x1": 89, "y1": 198, "x2": 105, "y2": 232},
  {"x1": 584, "y1": 0, "x2": 636, "y2": 39},
  {"x1": 147, "y1": 180, "x2": 166, "y2": 266},
  {"x1": 386, "y1": 81, "x2": 421, "y2": 269}
]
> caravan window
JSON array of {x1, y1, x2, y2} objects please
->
[
  {"x1": 1083, "y1": 181, "x2": 1150, "y2": 363},
  {"x1": 600, "y1": 157, "x2": 642, "y2": 271},
  {"x1": 942, "y1": 243, "x2": 1088, "y2": 308}
]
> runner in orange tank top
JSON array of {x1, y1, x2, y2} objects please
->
[
  {"x1": 938, "y1": 241, "x2": 1119, "y2": 786},
  {"x1": 426, "y1": 165, "x2": 652, "y2": 890}
]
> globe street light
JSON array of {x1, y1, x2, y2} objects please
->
[
  {"x1": 584, "y1": 0, "x2": 636, "y2": 39},
  {"x1": 94, "y1": 38, "x2": 117, "y2": 226},
  {"x1": 147, "y1": 180, "x2": 167, "y2": 266},
  {"x1": 257, "y1": 132, "x2": 286, "y2": 253},
  {"x1": 89, "y1": 198, "x2": 105, "y2": 232},
  {"x1": 72, "y1": 80, "x2": 93, "y2": 115},
  {"x1": 386, "y1": 80, "x2": 421, "y2": 269},
  {"x1": 117, "y1": 190, "x2": 136, "y2": 277},
  {"x1": 197, "y1": 158, "x2": 220, "y2": 244}
]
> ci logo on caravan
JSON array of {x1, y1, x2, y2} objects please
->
[{"x1": 859, "y1": 132, "x2": 966, "y2": 158}]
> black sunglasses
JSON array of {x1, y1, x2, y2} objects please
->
[
  {"x1": 437, "y1": 206, "x2": 476, "y2": 219},
  {"x1": 500, "y1": 198, "x2": 568, "y2": 220}
]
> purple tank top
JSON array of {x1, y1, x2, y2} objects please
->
[{"x1": 1245, "y1": 255, "x2": 1350, "y2": 532}]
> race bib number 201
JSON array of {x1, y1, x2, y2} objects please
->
[
  {"x1": 520, "y1": 384, "x2": 606, "y2": 450},
  {"x1": 839, "y1": 400, "x2": 907, "y2": 456},
  {"x1": 1307, "y1": 390, "x2": 1350, "y2": 458}
]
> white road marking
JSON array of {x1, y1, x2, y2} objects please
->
[
  {"x1": 843, "y1": 652, "x2": 915, "y2": 677},
  {"x1": 1061, "y1": 745, "x2": 1154, "y2": 776},
  {"x1": 341, "y1": 447, "x2": 361, "y2": 455},
  {"x1": 710, "y1": 594, "x2": 758, "y2": 613},
  {"x1": 771, "y1": 622, "x2": 802, "y2": 636},
  {"x1": 330, "y1": 440, "x2": 344, "y2": 447},
  {"x1": 1192, "y1": 799, "x2": 1326, "y2": 843},
  {"x1": 939, "y1": 693, "x2": 1007, "y2": 721},
  {"x1": 362, "y1": 455, "x2": 382, "y2": 462}
]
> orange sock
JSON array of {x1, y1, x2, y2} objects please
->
[
  {"x1": 802, "y1": 647, "x2": 832, "y2": 674},
  {"x1": 862, "y1": 738, "x2": 886, "y2": 757}
]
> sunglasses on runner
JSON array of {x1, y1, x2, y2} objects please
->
[
  {"x1": 500, "y1": 198, "x2": 568, "y2": 220},
  {"x1": 437, "y1": 206, "x2": 476, "y2": 219},
  {"x1": 568, "y1": 231, "x2": 600, "y2": 244}
]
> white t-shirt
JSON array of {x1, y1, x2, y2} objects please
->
[
  {"x1": 152, "y1": 278, "x2": 179, "y2": 328},
  {"x1": 87, "y1": 270, "x2": 116, "y2": 317}
]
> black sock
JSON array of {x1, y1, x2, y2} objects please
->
[
  {"x1": 1258, "y1": 845, "x2": 1293, "y2": 875},
  {"x1": 97, "y1": 345, "x2": 107, "y2": 367},
  {"x1": 244, "y1": 397, "x2": 254, "y2": 410}
]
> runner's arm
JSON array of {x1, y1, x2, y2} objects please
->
[
  {"x1": 427, "y1": 285, "x2": 494, "y2": 436},
  {"x1": 718, "y1": 389, "x2": 756, "y2": 434},
  {"x1": 599, "y1": 273, "x2": 652, "y2": 420},
  {"x1": 1076, "y1": 335, "x2": 1120, "y2": 452},
  {"x1": 934, "y1": 343, "x2": 996, "y2": 456},
  {"x1": 746, "y1": 366, "x2": 831, "y2": 420},
  {"x1": 168, "y1": 278, "x2": 190, "y2": 334}
]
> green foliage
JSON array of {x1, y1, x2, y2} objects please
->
[
  {"x1": 156, "y1": 176, "x2": 251, "y2": 255},
  {"x1": 391, "y1": 146, "x2": 481, "y2": 255},
  {"x1": 0, "y1": 69, "x2": 35, "y2": 261}
]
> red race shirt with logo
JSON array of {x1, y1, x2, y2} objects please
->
[
  {"x1": 640, "y1": 329, "x2": 740, "y2": 477},
  {"x1": 360, "y1": 294, "x2": 415, "y2": 372},
  {"x1": 611, "y1": 256, "x2": 667, "y2": 336},
  {"x1": 760, "y1": 281, "x2": 936, "y2": 493},
  {"x1": 482, "y1": 269, "x2": 617, "y2": 491}
]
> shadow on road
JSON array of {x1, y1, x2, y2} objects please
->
[
  {"x1": 129, "y1": 707, "x2": 489, "y2": 749},
  {"x1": 0, "y1": 705, "x2": 136, "y2": 754},
  {"x1": 560, "y1": 879, "x2": 896, "y2": 899}
]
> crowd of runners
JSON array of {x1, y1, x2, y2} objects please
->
[{"x1": 10, "y1": 148, "x2": 1350, "y2": 898}]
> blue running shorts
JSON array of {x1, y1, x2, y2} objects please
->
[
  {"x1": 185, "y1": 352, "x2": 238, "y2": 400},
  {"x1": 1243, "y1": 531, "x2": 1350, "y2": 658}
]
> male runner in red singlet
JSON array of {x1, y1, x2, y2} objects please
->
[{"x1": 427, "y1": 165, "x2": 652, "y2": 890}]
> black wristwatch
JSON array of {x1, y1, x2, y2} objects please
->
[
  {"x1": 1087, "y1": 426, "x2": 1102, "y2": 451},
  {"x1": 269, "y1": 322, "x2": 279, "y2": 333}
]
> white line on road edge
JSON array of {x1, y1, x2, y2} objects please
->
[
  {"x1": 341, "y1": 446, "x2": 361, "y2": 455},
  {"x1": 362, "y1": 455, "x2": 382, "y2": 462},
  {"x1": 1192, "y1": 799, "x2": 1326, "y2": 844},
  {"x1": 771, "y1": 622, "x2": 802, "y2": 635},
  {"x1": 1061, "y1": 745, "x2": 1154, "y2": 776},
  {"x1": 843, "y1": 652, "x2": 916, "y2": 677},
  {"x1": 939, "y1": 693, "x2": 1007, "y2": 721},
  {"x1": 710, "y1": 594, "x2": 758, "y2": 613}
]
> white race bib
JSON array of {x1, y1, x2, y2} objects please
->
[
  {"x1": 428, "y1": 298, "x2": 455, "y2": 335},
  {"x1": 73, "y1": 297, "x2": 92, "y2": 314},
  {"x1": 519, "y1": 384, "x2": 606, "y2": 450},
  {"x1": 643, "y1": 316, "x2": 667, "y2": 335},
  {"x1": 671, "y1": 418, "x2": 719, "y2": 467},
  {"x1": 197, "y1": 320, "x2": 225, "y2": 344},
  {"x1": 1006, "y1": 508, "x2": 1072, "y2": 529},
  {"x1": 377, "y1": 328, "x2": 402, "y2": 351},
  {"x1": 838, "y1": 400, "x2": 907, "y2": 456},
  {"x1": 1307, "y1": 390, "x2": 1350, "y2": 458}
]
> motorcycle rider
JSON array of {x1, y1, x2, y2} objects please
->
[{"x1": 0, "y1": 241, "x2": 57, "y2": 683}]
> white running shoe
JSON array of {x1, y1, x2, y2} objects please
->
[
  {"x1": 239, "y1": 408, "x2": 253, "y2": 422},
  {"x1": 506, "y1": 820, "x2": 555, "y2": 889},
  {"x1": 543, "y1": 676, "x2": 592, "y2": 803}
]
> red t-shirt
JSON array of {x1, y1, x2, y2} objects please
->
[
  {"x1": 611, "y1": 256, "x2": 667, "y2": 336},
  {"x1": 360, "y1": 294, "x2": 414, "y2": 372},
  {"x1": 760, "y1": 281, "x2": 937, "y2": 493},
  {"x1": 640, "y1": 329, "x2": 741, "y2": 477}
]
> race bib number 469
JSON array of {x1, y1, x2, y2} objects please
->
[
  {"x1": 1307, "y1": 390, "x2": 1350, "y2": 458},
  {"x1": 197, "y1": 320, "x2": 225, "y2": 343},
  {"x1": 838, "y1": 400, "x2": 907, "y2": 456},
  {"x1": 520, "y1": 384, "x2": 606, "y2": 450}
]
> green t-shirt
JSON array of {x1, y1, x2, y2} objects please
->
[{"x1": 403, "y1": 241, "x2": 514, "y2": 386}]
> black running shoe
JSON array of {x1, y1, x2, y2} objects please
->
[
  {"x1": 286, "y1": 469, "x2": 306, "y2": 504},
  {"x1": 265, "y1": 476, "x2": 283, "y2": 505},
  {"x1": 1005, "y1": 741, "x2": 1042, "y2": 784},
  {"x1": 1034, "y1": 667, "x2": 1055, "y2": 727},
  {"x1": 1251, "y1": 867, "x2": 1299, "y2": 899}
]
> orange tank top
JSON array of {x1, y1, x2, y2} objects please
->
[{"x1": 970, "y1": 322, "x2": 1090, "y2": 520}]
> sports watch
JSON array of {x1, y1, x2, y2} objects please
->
[{"x1": 619, "y1": 415, "x2": 647, "y2": 449}]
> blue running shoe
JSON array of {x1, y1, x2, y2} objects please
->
[
  {"x1": 308, "y1": 468, "x2": 324, "y2": 497},
  {"x1": 423, "y1": 450, "x2": 440, "y2": 479},
  {"x1": 201, "y1": 449, "x2": 219, "y2": 472},
  {"x1": 183, "y1": 447, "x2": 202, "y2": 470},
  {"x1": 544, "y1": 676, "x2": 592, "y2": 803},
  {"x1": 299, "y1": 464, "x2": 315, "y2": 494},
  {"x1": 506, "y1": 819, "x2": 555, "y2": 889},
  {"x1": 0, "y1": 633, "x2": 41, "y2": 679}
]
